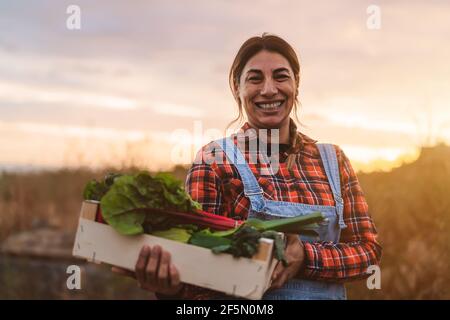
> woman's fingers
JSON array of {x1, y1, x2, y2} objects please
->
[
  {"x1": 135, "y1": 245, "x2": 150, "y2": 286},
  {"x1": 126, "y1": 244, "x2": 183, "y2": 294},
  {"x1": 270, "y1": 272, "x2": 288, "y2": 290},
  {"x1": 271, "y1": 261, "x2": 283, "y2": 281},
  {"x1": 169, "y1": 264, "x2": 181, "y2": 288},
  {"x1": 268, "y1": 260, "x2": 290, "y2": 291},
  {"x1": 157, "y1": 250, "x2": 171, "y2": 288},
  {"x1": 145, "y1": 245, "x2": 161, "y2": 284}
]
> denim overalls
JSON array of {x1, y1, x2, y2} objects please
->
[{"x1": 216, "y1": 137, "x2": 347, "y2": 300}]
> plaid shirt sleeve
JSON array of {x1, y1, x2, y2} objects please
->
[
  {"x1": 300, "y1": 146, "x2": 382, "y2": 282},
  {"x1": 185, "y1": 163, "x2": 224, "y2": 216}
]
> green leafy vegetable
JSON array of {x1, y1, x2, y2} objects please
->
[
  {"x1": 189, "y1": 225, "x2": 260, "y2": 258},
  {"x1": 83, "y1": 173, "x2": 122, "y2": 201},
  {"x1": 97, "y1": 171, "x2": 202, "y2": 235},
  {"x1": 82, "y1": 171, "x2": 326, "y2": 264},
  {"x1": 189, "y1": 228, "x2": 233, "y2": 249},
  {"x1": 245, "y1": 212, "x2": 324, "y2": 233},
  {"x1": 187, "y1": 212, "x2": 325, "y2": 264},
  {"x1": 225, "y1": 225, "x2": 261, "y2": 258},
  {"x1": 151, "y1": 226, "x2": 197, "y2": 243}
]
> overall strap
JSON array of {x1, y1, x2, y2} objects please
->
[
  {"x1": 215, "y1": 137, "x2": 265, "y2": 212},
  {"x1": 317, "y1": 144, "x2": 347, "y2": 229}
]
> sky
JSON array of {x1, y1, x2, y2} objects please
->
[{"x1": 0, "y1": 0, "x2": 449, "y2": 172}]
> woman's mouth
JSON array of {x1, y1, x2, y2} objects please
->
[{"x1": 254, "y1": 100, "x2": 285, "y2": 111}]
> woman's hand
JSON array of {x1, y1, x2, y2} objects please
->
[
  {"x1": 268, "y1": 234, "x2": 305, "y2": 291},
  {"x1": 111, "y1": 245, "x2": 184, "y2": 296}
]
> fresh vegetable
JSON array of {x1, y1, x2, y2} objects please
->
[
  {"x1": 82, "y1": 172, "x2": 325, "y2": 264},
  {"x1": 245, "y1": 212, "x2": 324, "y2": 233},
  {"x1": 151, "y1": 225, "x2": 198, "y2": 243},
  {"x1": 189, "y1": 228, "x2": 233, "y2": 249},
  {"x1": 84, "y1": 172, "x2": 242, "y2": 235},
  {"x1": 142, "y1": 207, "x2": 242, "y2": 232},
  {"x1": 189, "y1": 225, "x2": 261, "y2": 258},
  {"x1": 95, "y1": 172, "x2": 202, "y2": 235},
  {"x1": 186, "y1": 213, "x2": 325, "y2": 266},
  {"x1": 83, "y1": 173, "x2": 122, "y2": 201},
  {"x1": 222, "y1": 225, "x2": 261, "y2": 257}
]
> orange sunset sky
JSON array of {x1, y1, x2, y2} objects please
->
[{"x1": 0, "y1": 0, "x2": 449, "y2": 172}]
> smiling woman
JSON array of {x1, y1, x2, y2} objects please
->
[
  {"x1": 228, "y1": 34, "x2": 300, "y2": 135},
  {"x1": 112, "y1": 33, "x2": 382, "y2": 300},
  {"x1": 237, "y1": 51, "x2": 295, "y2": 130}
]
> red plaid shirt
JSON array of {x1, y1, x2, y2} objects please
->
[{"x1": 167, "y1": 121, "x2": 382, "y2": 300}]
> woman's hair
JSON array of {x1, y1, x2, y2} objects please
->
[{"x1": 227, "y1": 33, "x2": 301, "y2": 131}]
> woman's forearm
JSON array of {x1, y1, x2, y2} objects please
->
[{"x1": 299, "y1": 239, "x2": 382, "y2": 282}]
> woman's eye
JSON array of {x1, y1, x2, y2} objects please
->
[
  {"x1": 276, "y1": 75, "x2": 289, "y2": 80},
  {"x1": 249, "y1": 77, "x2": 262, "y2": 82}
]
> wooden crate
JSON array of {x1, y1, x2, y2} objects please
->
[{"x1": 72, "y1": 200, "x2": 277, "y2": 299}]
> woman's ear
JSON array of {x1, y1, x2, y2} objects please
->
[
  {"x1": 234, "y1": 83, "x2": 241, "y2": 104},
  {"x1": 235, "y1": 96, "x2": 241, "y2": 106},
  {"x1": 234, "y1": 80, "x2": 240, "y2": 96}
]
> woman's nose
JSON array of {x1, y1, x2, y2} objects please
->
[{"x1": 260, "y1": 79, "x2": 278, "y2": 97}]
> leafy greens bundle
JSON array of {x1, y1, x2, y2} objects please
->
[{"x1": 83, "y1": 172, "x2": 325, "y2": 265}]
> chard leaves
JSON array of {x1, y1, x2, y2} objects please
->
[
  {"x1": 83, "y1": 173, "x2": 122, "y2": 201},
  {"x1": 84, "y1": 171, "x2": 202, "y2": 235},
  {"x1": 151, "y1": 227, "x2": 196, "y2": 243}
]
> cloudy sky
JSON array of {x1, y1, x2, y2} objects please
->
[{"x1": 0, "y1": 0, "x2": 449, "y2": 172}]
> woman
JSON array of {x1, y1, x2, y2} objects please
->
[{"x1": 113, "y1": 33, "x2": 382, "y2": 300}]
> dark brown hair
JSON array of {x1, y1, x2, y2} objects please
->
[{"x1": 227, "y1": 33, "x2": 301, "y2": 131}]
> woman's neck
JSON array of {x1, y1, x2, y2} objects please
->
[
  {"x1": 278, "y1": 123, "x2": 290, "y2": 144},
  {"x1": 247, "y1": 118, "x2": 291, "y2": 145}
]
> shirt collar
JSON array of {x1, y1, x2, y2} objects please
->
[{"x1": 238, "y1": 118, "x2": 317, "y2": 154}]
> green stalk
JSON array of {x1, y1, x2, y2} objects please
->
[{"x1": 245, "y1": 212, "x2": 324, "y2": 233}]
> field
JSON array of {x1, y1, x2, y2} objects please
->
[{"x1": 1, "y1": 145, "x2": 449, "y2": 299}]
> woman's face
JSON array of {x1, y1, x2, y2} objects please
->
[{"x1": 237, "y1": 50, "x2": 296, "y2": 129}]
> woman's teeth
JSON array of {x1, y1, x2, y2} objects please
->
[{"x1": 256, "y1": 101, "x2": 283, "y2": 109}]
